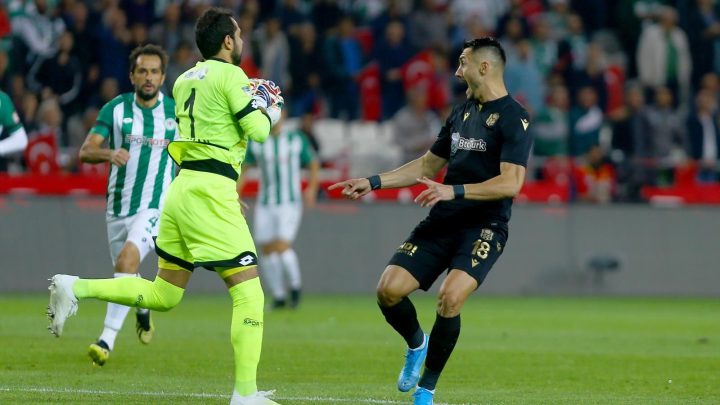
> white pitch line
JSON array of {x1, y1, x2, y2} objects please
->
[{"x1": 0, "y1": 387, "x2": 454, "y2": 404}]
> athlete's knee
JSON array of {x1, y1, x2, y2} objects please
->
[
  {"x1": 376, "y1": 283, "x2": 404, "y2": 307},
  {"x1": 436, "y1": 289, "x2": 466, "y2": 317},
  {"x1": 115, "y1": 246, "x2": 140, "y2": 274},
  {"x1": 150, "y1": 277, "x2": 185, "y2": 312}
]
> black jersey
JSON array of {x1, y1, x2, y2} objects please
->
[{"x1": 428, "y1": 95, "x2": 533, "y2": 230}]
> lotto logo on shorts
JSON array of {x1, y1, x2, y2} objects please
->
[{"x1": 237, "y1": 252, "x2": 258, "y2": 266}]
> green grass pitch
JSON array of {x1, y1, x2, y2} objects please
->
[{"x1": 0, "y1": 294, "x2": 718, "y2": 404}]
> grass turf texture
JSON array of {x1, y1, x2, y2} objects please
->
[{"x1": 0, "y1": 294, "x2": 718, "y2": 404}]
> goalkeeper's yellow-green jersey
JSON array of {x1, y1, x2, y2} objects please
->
[{"x1": 170, "y1": 58, "x2": 270, "y2": 179}]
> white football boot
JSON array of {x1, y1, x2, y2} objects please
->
[{"x1": 47, "y1": 275, "x2": 79, "y2": 337}]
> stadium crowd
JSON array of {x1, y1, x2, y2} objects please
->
[{"x1": 1, "y1": 0, "x2": 720, "y2": 203}]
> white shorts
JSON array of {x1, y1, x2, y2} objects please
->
[
  {"x1": 253, "y1": 204, "x2": 302, "y2": 245},
  {"x1": 106, "y1": 209, "x2": 161, "y2": 265}
]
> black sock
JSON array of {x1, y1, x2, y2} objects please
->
[
  {"x1": 378, "y1": 297, "x2": 424, "y2": 349},
  {"x1": 418, "y1": 313, "x2": 461, "y2": 390}
]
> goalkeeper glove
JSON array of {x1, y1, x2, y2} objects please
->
[{"x1": 248, "y1": 79, "x2": 284, "y2": 126}]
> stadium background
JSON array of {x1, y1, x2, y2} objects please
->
[
  {"x1": 0, "y1": 1, "x2": 719, "y2": 404},
  {"x1": 0, "y1": 0, "x2": 718, "y2": 294}
]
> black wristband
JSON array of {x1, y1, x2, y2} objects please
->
[
  {"x1": 367, "y1": 175, "x2": 382, "y2": 190},
  {"x1": 453, "y1": 184, "x2": 465, "y2": 199}
]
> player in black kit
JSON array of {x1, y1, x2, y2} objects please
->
[{"x1": 329, "y1": 37, "x2": 533, "y2": 404}]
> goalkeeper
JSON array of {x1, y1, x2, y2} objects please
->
[{"x1": 47, "y1": 7, "x2": 282, "y2": 405}]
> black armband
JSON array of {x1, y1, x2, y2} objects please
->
[
  {"x1": 453, "y1": 184, "x2": 465, "y2": 199},
  {"x1": 367, "y1": 175, "x2": 382, "y2": 190}
]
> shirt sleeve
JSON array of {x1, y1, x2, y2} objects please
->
[
  {"x1": 90, "y1": 101, "x2": 115, "y2": 138},
  {"x1": 499, "y1": 106, "x2": 533, "y2": 167},
  {"x1": 0, "y1": 92, "x2": 22, "y2": 134},
  {"x1": 429, "y1": 105, "x2": 459, "y2": 159}
]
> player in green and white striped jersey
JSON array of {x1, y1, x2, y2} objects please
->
[
  {"x1": 78, "y1": 44, "x2": 177, "y2": 366},
  {"x1": 243, "y1": 109, "x2": 319, "y2": 309}
]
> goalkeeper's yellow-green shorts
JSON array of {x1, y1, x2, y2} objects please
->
[{"x1": 155, "y1": 168, "x2": 258, "y2": 272}]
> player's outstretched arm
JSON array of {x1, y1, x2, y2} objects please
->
[
  {"x1": 414, "y1": 162, "x2": 525, "y2": 208},
  {"x1": 79, "y1": 134, "x2": 129, "y2": 166},
  {"x1": 328, "y1": 151, "x2": 446, "y2": 200}
]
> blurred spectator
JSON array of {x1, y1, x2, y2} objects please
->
[
  {"x1": 687, "y1": 88, "x2": 720, "y2": 182},
  {"x1": 163, "y1": 41, "x2": 195, "y2": 95},
  {"x1": 97, "y1": 7, "x2": 131, "y2": 92},
  {"x1": 568, "y1": 43, "x2": 608, "y2": 112},
  {"x1": 533, "y1": 84, "x2": 570, "y2": 157},
  {"x1": 66, "y1": 1, "x2": 100, "y2": 110},
  {"x1": 529, "y1": 16, "x2": 559, "y2": 77},
  {"x1": 644, "y1": 86, "x2": 687, "y2": 184},
  {"x1": 636, "y1": 6, "x2": 692, "y2": 105},
  {"x1": 288, "y1": 22, "x2": 321, "y2": 116},
  {"x1": 299, "y1": 111, "x2": 321, "y2": 155},
  {"x1": 407, "y1": 0, "x2": 448, "y2": 52},
  {"x1": 34, "y1": 98, "x2": 65, "y2": 150},
  {"x1": 19, "y1": 92, "x2": 40, "y2": 133},
  {"x1": 253, "y1": 16, "x2": 290, "y2": 89},
  {"x1": 322, "y1": 15, "x2": 362, "y2": 120},
  {"x1": 375, "y1": 19, "x2": 413, "y2": 120},
  {"x1": 543, "y1": 0, "x2": 571, "y2": 41},
  {"x1": 27, "y1": 31, "x2": 82, "y2": 117},
  {"x1": 614, "y1": 0, "x2": 667, "y2": 78},
  {"x1": 450, "y1": 0, "x2": 509, "y2": 34},
  {"x1": 496, "y1": 0, "x2": 531, "y2": 40},
  {"x1": 569, "y1": 86, "x2": 602, "y2": 156},
  {"x1": 498, "y1": 16, "x2": 525, "y2": 63},
  {"x1": 370, "y1": 0, "x2": 408, "y2": 42},
  {"x1": 565, "y1": 13, "x2": 589, "y2": 71},
  {"x1": 685, "y1": 0, "x2": 720, "y2": 87},
  {"x1": 276, "y1": 0, "x2": 306, "y2": 36},
  {"x1": 120, "y1": 0, "x2": 156, "y2": 27},
  {"x1": 89, "y1": 77, "x2": 120, "y2": 110},
  {"x1": 570, "y1": 0, "x2": 607, "y2": 35},
  {"x1": 237, "y1": 11, "x2": 261, "y2": 78},
  {"x1": 66, "y1": 106, "x2": 99, "y2": 155},
  {"x1": 392, "y1": 86, "x2": 439, "y2": 163},
  {"x1": 609, "y1": 83, "x2": 652, "y2": 201},
  {"x1": 313, "y1": 0, "x2": 344, "y2": 35},
  {"x1": 148, "y1": 2, "x2": 193, "y2": 56},
  {"x1": 504, "y1": 39, "x2": 544, "y2": 114},
  {"x1": 9, "y1": 0, "x2": 66, "y2": 75},
  {"x1": 576, "y1": 145, "x2": 616, "y2": 203}
]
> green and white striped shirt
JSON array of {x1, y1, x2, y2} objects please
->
[
  {"x1": 245, "y1": 130, "x2": 316, "y2": 206},
  {"x1": 91, "y1": 92, "x2": 178, "y2": 217}
]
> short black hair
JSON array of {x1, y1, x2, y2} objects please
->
[
  {"x1": 129, "y1": 44, "x2": 168, "y2": 73},
  {"x1": 195, "y1": 7, "x2": 236, "y2": 60},
  {"x1": 463, "y1": 37, "x2": 506, "y2": 65}
]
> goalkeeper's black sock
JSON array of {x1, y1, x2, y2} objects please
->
[
  {"x1": 418, "y1": 313, "x2": 461, "y2": 390},
  {"x1": 378, "y1": 297, "x2": 424, "y2": 349}
]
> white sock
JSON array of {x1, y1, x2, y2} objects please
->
[
  {"x1": 260, "y1": 252, "x2": 285, "y2": 300},
  {"x1": 98, "y1": 272, "x2": 136, "y2": 350},
  {"x1": 279, "y1": 249, "x2": 301, "y2": 290}
]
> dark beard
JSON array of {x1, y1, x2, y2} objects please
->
[
  {"x1": 231, "y1": 50, "x2": 241, "y2": 65},
  {"x1": 137, "y1": 88, "x2": 159, "y2": 101}
]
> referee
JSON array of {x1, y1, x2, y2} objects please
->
[{"x1": 330, "y1": 37, "x2": 533, "y2": 404}]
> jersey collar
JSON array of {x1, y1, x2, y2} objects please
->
[
  {"x1": 208, "y1": 57, "x2": 230, "y2": 64},
  {"x1": 478, "y1": 94, "x2": 510, "y2": 110}
]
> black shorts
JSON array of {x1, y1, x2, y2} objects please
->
[{"x1": 388, "y1": 219, "x2": 507, "y2": 291}]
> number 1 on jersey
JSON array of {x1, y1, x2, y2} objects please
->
[{"x1": 183, "y1": 88, "x2": 196, "y2": 138}]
